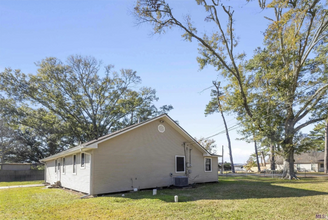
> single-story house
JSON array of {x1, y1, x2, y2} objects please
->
[
  {"x1": 40, "y1": 114, "x2": 219, "y2": 195},
  {"x1": 266, "y1": 152, "x2": 325, "y2": 172}
]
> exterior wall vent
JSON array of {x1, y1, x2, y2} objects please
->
[
  {"x1": 174, "y1": 176, "x2": 188, "y2": 187},
  {"x1": 158, "y1": 124, "x2": 165, "y2": 133}
]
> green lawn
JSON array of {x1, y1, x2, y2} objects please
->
[
  {"x1": 1, "y1": 176, "x2": 328, "y2": 219},
  {"x1": 0, "y1": 180, "x2": 44, "y2": 187}
]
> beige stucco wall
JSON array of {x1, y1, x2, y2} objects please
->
[
  {"x1": 45, "y1": 153, "x2": 91, "y2": 194},
  {"x1": 92, "y1": 119, "x2": 218, "y2": 195}
]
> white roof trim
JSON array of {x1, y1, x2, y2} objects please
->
[
  {"x1": 85, "y1": 114, "x2": 215, "y2": 156},
  {"x1": 163, "y1": 116, "x2": 210, "y2": 155},
  {"x1": 40, "y1": 144, "x2": 97, "y2": 162},
  {"x1": 85, "y1": 115, "x2": 166, "y2": 147},
  {"x1": 40, "y1": 114, "x2": 218, "y2": 162}
]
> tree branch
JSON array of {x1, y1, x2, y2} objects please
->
[
  {"x1": 295, "y1": 117, "x2": 326, "y2": 133},
  {"x1": 294, "y1": 84, "x2": 328, "y2": 123}
]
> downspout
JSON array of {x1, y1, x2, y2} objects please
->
[
  {"x1": 82, "y1": 151, "x2": 93, "y2": 196},
  {"x1": 183, "y1": 142, "x2": 188, "y2": 177}
]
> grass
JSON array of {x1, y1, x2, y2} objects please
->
[
  {"x1": 0, "y1": 180, "x2": 44, "y2": 187},
  {"x1": 1, "y1": 176, "x2": 328, "y2": 219}
]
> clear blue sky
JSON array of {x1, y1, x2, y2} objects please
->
[{"x1": 1, "y1": 0, "x2": 282, "y2": 163}]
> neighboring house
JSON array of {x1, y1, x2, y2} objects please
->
[
  {"x1": 266, "y1": 152, "x2": 325, "y2": 172},
  {"x1": 40, "y1": 114, "x2": 219, "y2": 195},
  {"x1": 234, "y1": 163, "x2": 245, "y2": 171}
]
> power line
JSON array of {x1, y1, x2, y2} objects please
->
[
  {"x1": 204, "y1": 118, "x2": 238, "y2": 137},
  {"x1": 205, "y1": 123, "x2": 241, "y2": 139}
]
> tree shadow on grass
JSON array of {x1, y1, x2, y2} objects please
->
[{"x1": 107, "y1": 176, "x2": 328, "y2": 202}]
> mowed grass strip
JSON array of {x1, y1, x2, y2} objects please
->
[
  {"x1": 0, "y1": 176, "x2": 328, "y2": 219},
  {"x1": 0, "y1": 180, "x2": 44, "y2": 187}
]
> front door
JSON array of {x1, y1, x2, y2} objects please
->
[{"x1": 57, "y1": 162, "x2": 61, "y2": 182}]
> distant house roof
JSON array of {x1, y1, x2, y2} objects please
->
[
  {"x1": 268, "y1": 152, "x2": 324, "y2": 164},
  {"x1": 40, "y1": 114, "x2": 220, "y2": 162}
]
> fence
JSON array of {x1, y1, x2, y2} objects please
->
[{"x1": 0, "y1": 170, "x2": 44, "y2": 182}]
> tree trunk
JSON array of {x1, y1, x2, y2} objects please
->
[
  {"x1": 261, "y1": 151, "x2": 266, "y2": 166},
  {"x1": 0, "y1": 145, "x2": 3, "y2": 163},
  {"x1": 281, "y1": 118, "x2": 298, "y2": 179},
  {"x1": 214, "y1": 81, "x2": 235, "y2": 173},
  {"x1": 325, "y1": 120, "x2": 328, "y2": 174},
  {"x1": 270, "y1": 144, "x2": 275, "y2": 170},
  {"x1": 282, "y1": 151, "x2": 297, "y2": 179},
  {"x1": 0, "y1": 136, "x2": 4, "y2": 163},
  {"x1": 254, "y1": 140, "x2": 261, "y2": 172},
  {"x1": 281, "y1": 147, "x2": 298, "y2": 179},
  {"x1": 221, "y1": 110, "x2": 235, "y2": 173}
]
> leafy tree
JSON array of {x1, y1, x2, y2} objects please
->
[
  {"x1": 0, "y1": 55, "x2": 172, "y2": 162},
  {"x1": 307, "y1": 122, "x2": 326, "y2": 151},
  {"x1": 135, "y1": 0, "x2": 328, "y2": 179},
  {"x1": 205, "y1": 81, "x2": 235, "y2": 173},
  {"x1": 307, "y1": 121, "x2": 328, "y2": 173},
  {"x1": 195, "y1": 137, "x2": 217, "y2": 154},
  {"x1": 0, "y1": 119, "x2": 16, "y2": 163}
]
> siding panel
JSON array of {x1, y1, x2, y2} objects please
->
[
  {"x1": 45, "y1": 153, "x2": 91, "y2": 194},
  {"x1": 93, "y1": 120, "x2": 218, "y2": 194}
]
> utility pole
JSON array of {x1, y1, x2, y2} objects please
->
[
  {"x1": 221, "y1": 145, "x2": 224, "y2": 174},
  {"x1": 255, "y1": 141, "x2": 261, "y2": 172},
  {"x1": 325, "y1": 120, "x2": 328, "y2": 174}
]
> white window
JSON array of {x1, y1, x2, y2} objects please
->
[
  {"x1": 63, "y1": 157, "x2": 65, "y2": 174},
  {"x1": 73, "y1": 155, "x2": 76, "y2": 174},
  {"x1": 175, "y1": 156, "x2": 185, "y2": 173},
  {"x1": 311, "y1": 163, "x2": 316, "y2": 171},
  {"x1": 81, "y1": 153, "x2": 85, "y2": 168},
  {"x1": 205, "y1": 158, "x2": 212, "y2": 172}
]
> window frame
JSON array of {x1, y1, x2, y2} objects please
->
[
  {"x1": 204, "y1": 157, "x2": 212, "y2": 172},
  {"x1": 175, "y1": 155, "x2": 185, "y2": 173},
  {"x1": 55, "y1": 160, "x2": 57, "y2": 173},
  {"x1": 73, "y1": 154, "x2": 77, "y2": 174},
  {"x1": 62, "y1": 157, "x2": 66, "y2": 174},
  {"x1": 80, "y1": 153, "x2": 85, "y2": 169}
]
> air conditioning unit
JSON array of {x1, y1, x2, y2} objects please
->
[{"x1": 174, "y1": 176, "x2": 188, "y2": 187}]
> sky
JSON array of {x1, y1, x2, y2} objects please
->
[{"x1": 0, "y1": 0, "x2": 279, "y2": 163}]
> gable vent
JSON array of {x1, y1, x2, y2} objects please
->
[{"x1": 158, "y1": 124, "x2": 165, "y2": 133}]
